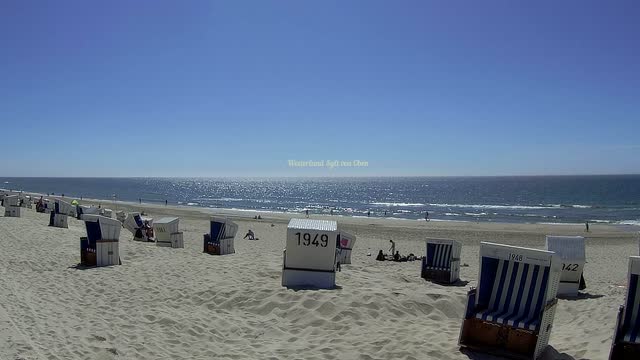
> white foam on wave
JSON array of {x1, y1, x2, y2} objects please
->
[
  {"x1": 618, "y1": 220, "x2": 640, "y2": 226},
  {"x1": 371, "y1": 202, "x2": 425, "y2": 207},
  {"x1": 428, "y1": 203, "x2": 550, "y2": 210}
]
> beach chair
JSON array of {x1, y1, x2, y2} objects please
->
[
  {"x1": 2, "y1": 195, "x2": 21, "y2": 217},
  {"x1": 101, "y1": 209, "x2": 113, "y2": 218},
  {"x1": 336, "y1": 230, "x2": 356, "y2": 265},
  {"x1": 116, "y1": 210, "x2": 126, "y2": 223},
  {"x1": 19, "y1": 195, "x2": 32, "y2": 209},
  {"x1": 124, "y1": 212, "x2": 154, "y2": 241},
  {"x1": 545, "y1": 236, "x2": 586, "y2": 297},
  {"x1": 610, "y1": 256, "x2": 640, "y2": 359},
  {"x1": 48, "y1": 199, "x2": 74, "y2": 228},
  {"x1": 459, "y1": 242, "x2": 561, "y2": 360},
  {"x1": 421, "y1": 238, "x2": 462, "y2": 284},
  {"x1": 155, "y1": 217, "x2": 184, "y2": 248},
  {"x1": 75, "y1": 205, "x2": 100, "y2": 219},
  {"x1": 203, "y1": 217, "x2": 237, "y2": 255},
  {"x1": 80, "y1": 214, "x2": 122, "y2": 267},
  {"x1": 282, "y1": 219, "x2": 339, "y2": 289}
]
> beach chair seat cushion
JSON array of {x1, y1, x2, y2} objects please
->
[{"x1": 475, "y1": 257, "x2": 551, "y2": 333}]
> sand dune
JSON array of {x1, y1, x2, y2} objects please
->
[{"x1": 0, "y1": 200, "x2": 636, "y2": 359}]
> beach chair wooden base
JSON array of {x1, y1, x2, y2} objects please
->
[
  {"x1": 80, "y1": 248, "x2": 97, "y2": 267},
  {"x1": 50, "y1": 214, "x2": 69, "y2": 228},
  {"x1": 4, "y1": 206, "x2": 21, "y2": 217},
  {"x1": 610, "y1": 343, "x2": 640, "y2": 360},
  {"x1": 421, "y1": 267, "x2": 456, "y2": 284},
  {"x1": 460, "y1": 317, "x2": 538, "y2": 360}
]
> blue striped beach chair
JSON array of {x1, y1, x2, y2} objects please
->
[
  {"x1": 610, "y1": 256, "x2": 640, "y2": 359},
  {"x1": 459, "y1": 242, "x2": 561, "y2": 360},
  {"x1": 203, "y1": 217, "x2": 238, "y2": 255},
  {"x1": 421, "y1": 238, "x2": 462, "y2": 284}
]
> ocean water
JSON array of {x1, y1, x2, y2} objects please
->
[{"x1": 1, "y1": 176, "x2": 640, "y2": 225}]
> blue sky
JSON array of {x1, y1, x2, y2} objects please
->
[{"x1": 1, "y1": 1, "x2": 638, "y2": 177}]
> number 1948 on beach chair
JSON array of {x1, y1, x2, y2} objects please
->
[
  {"x1": 610, "y1": 256, "x2": 640, "y2": 360},
  {"x1": 421, "y1": 238, "x2": 462, "y2": 284},
  {"x1": 459, "y1": 242, "x2": 561, "y2": 360}
]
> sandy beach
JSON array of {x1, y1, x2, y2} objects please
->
[{"x1": 0, "y1": 198, "x2": 637, "y2": 360}]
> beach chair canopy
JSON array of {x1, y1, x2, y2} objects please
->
[
  {"x1": 209, "y1": 216, "x2": 238, "y2": 241},
  {"x1": 425, "y1": 239, "x2": 460, "y2": 270},
  {"x1": 474, "y1": 242, "x2": 556, "y2": 332},
  {"x1": 155, "y1": 217, "x2": 179, "y2": 233},
  {"x1": 3, "y1": 195, "x2": 19, "y2": 207},
  {"x1": 124, "y1": 212, "x2": 145, "y2": 232},
  {"x1": 285, "y1": 219, "x2": 338, "y2": 272},
  {"x1": 55, "y1": 199, "x2": 75, "y2": 215},
  {"x1": 339, "y1": 230, "x2": 355, "y2": 250},
  {"x1": 82, "y1": 214, "x2": 121, "y2": 241},
  {"x1": 546, "y1": 236, "x2": 585, "y2": 261}
]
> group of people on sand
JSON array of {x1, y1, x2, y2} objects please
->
[{"x1": 375, "y1": 240, "x2": 420, "y2": 262}]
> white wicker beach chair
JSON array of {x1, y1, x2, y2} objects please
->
[
  {"x1": 80, "y1": 214, "x2": 122, "y2": 267},
  {"x1": 421, "y1": 238, "x2": 462, "y2": 284},
  {"x1": 2, "y1": 195, "x2": 21, "y2": 217},
  {"x1": 48, "y1": 199, "x2": 74, "y2": 228},
  {"x1": 203, "y1": 217, "x2": 237, "y2": 255},
  {"x1": 155, "y1": 217, "x2": 184, "y2": 248},
  {"x1": 459, "y1": 242, "x2": 561, "y2": 360},
  {"x1": 124, "y1": 212, "x2": 153, "y2": 241},
  {"x1": 337, "y1": 230, "x2": 356, "y2": 265},
  {"x1": 610, "y1": 256, "x2": 640, "y2": 359},
  {"x1": 546, "y1": 235, "x2": 586, "y2": 297},
  {"x1": 282, "y1": 219, "x2": 339, "y2": 289}
]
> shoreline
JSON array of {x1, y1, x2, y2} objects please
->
[{"x1": 18, "y1": 190, "x2": 640, "y2": 233}]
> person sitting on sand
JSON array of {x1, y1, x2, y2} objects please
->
[
  {"x1": 376, "y1": 250, "x2": 385, "y2": 261},
  {"x1": 243, "y1": 229, "x2": 256, "y2": 240},
  {"x1": 393, "y1": 251, "x2": 400, "y2": 261},
  {"x1": 407, "y1": 253, "x2": 416, "y2": 261}
]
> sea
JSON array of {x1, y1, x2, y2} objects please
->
[{"x1": 1, "y1": 176, "x2": 640, "y2": 226}]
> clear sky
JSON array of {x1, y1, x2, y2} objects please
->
[{"x1": 1, "y1": 1, "x2": 638, "y2": 177}]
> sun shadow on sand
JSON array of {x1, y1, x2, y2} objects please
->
[
  {"x1": 287, "y1": 285, "x2": 343, "y2": 291},
  {"x1": 460, "y1": 346, "x2": 575, "y2": 360},
  {"x1": 558, "y1": 292, "x2": 604, "y2": 301},
  {"x1": 423, "y1": 279, "x2": 470, "y2": 287}
]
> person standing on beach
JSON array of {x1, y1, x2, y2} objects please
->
[
  {"x1": 165, "y1": 199, "x2": 168, "y2": 206},
  {"x1": 585, "y1": 221, "x2": 589, "y2": 232},
  {"x1": 139, "y1": 198, "x2": 141, "y2": 204},
  {"x1": 389, "y1": 240, "x2": 395, "y2": 255},
  {"x1": 367, "y1": 210, "x2": 371, "y2": 217},
  {"x1": 425, "y1": 211, "x2": 429, "y2": 221},
  {"x1": 305, "y1": 209, "x2": 309, "y2": 218}
]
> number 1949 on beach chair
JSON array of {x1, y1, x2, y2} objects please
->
[
  {"x1": 610, "y1": 256, "x2": 640, "y2": 360},
  {"x1": 459, "y1": 242, "x2": 561, "y2": 360}
]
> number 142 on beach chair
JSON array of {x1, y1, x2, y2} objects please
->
[{"x1": 459, "y1": 242, "x2": 561, "y2": 360}]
